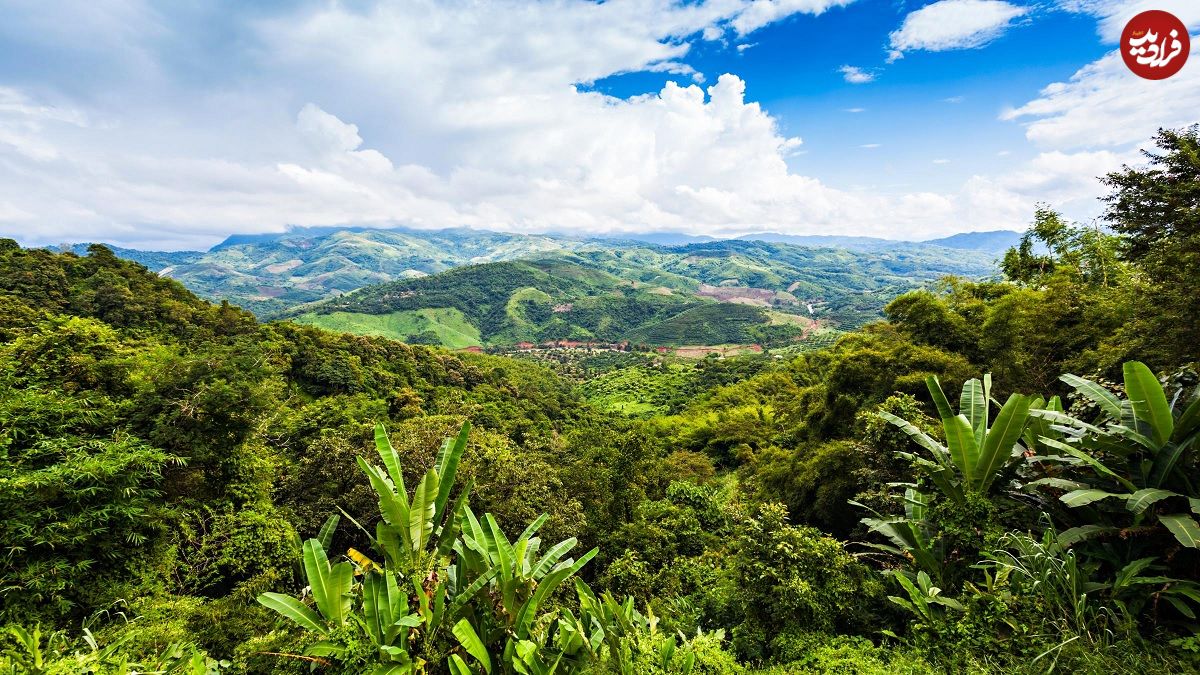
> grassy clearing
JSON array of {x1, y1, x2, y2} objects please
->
[{"x1": 290, "y1": 307, "x2": 482, "y2": 348}]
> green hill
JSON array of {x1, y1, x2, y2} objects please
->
[
  {"x1": 292, "y1": 307, "x2": 482, "y2": 348},
  {"x1": 624, "y1": 303, "x2": 766, "y2": 345},
  {"x1": 284, "y1": 237, "x2": 1002, "y2": 348},
  {"x1": 288, "y1": 258, "x2": 729, "y2": 345},
  {"x1": 63, "y1": 226, "x2": 602, "y2": 316},
  {"x1": 59, "y1": 226, "x2": 1003, "y2": 321}
]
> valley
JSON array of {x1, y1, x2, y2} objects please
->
[
  {"x1": 274, "y1": 235, "x2": 1003, "y2": 349},
  {"x1": 66, "y1": 226, "x2": 1009, "y2": 351}
]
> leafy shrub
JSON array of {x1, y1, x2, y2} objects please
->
[
  {"x1": 0, "y1": 434, "x2": 176, "y2": 622},
  {"x1": 729, "y1": 504, "x2": 883, "y2": 661},
  {"x1": 764, "y1": 633, "x2": 936, "y2": 675},
  {"x1": 0, "y1": 623, "x2": 226, "y2": 675}
]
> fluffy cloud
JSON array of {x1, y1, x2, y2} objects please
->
[
  {"x1": 961, "y1": 148, "x2": 1130, "y2": 230},
  {"x1": 839, "y1": 65, "x2": 876, "y2": 83},
  {"x1": 0, "y1": 0, "x2": 1188, "y2": 250},
  {"x1": 1057, "y1": 1, "x2": 1200, "y2": 42},
  {"x1": 976, "y1": 29, "x2": 1200, "y2": 224},
  {"x1": 1002, "y1": 48, "x2": 1200, "y2": 149},
  {"x1": 0, "y1": 0, "x2": 1009, "y2": 249},
  {"x1": 730, "y1": 0, "x2": 857, "y2": 35},
  {"x1": 888, "y1": 0, "x2": 1028, "y2": 60}
]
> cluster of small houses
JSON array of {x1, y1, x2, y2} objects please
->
[
  {"x1": 450, "y1": 340, "x2": 628, "y2": 355},
  {"x1": 455, "y1": 340, "x2": 766, "y2": 357},
  {"x1": 514, "y1": 340, "x2": 630, "y2": 351}
]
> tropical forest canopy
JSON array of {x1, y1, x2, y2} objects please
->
[{"x1": 2, "y1": 127, "x2": 1200, "y2": 674}]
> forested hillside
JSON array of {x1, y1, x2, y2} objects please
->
[
  {"x1": 288, "y1": 240, "x2": 997, "y2": 348},
  {"x1": 62, "y1": 227, "x2": 1001, "y2": 323},
  {"x1": 60, "y1": 227, "x2": 599, "y2": 316},
  {"x1": 3, "y1": 128, "x2": 1200, "y2": 674}
]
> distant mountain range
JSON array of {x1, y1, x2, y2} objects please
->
[
  {"x1": 922, "y1": 230, "x2": 1024, "y2": 251},
  {"x1": 582, "y1": 229, "x2": 1023, "y2": 252},
  {"x1": 57, "y1": 226, "x2": 1018, "y2": 340},
  {"x1": 283, "y1": 237, "x2": 1003, "y2": 348}
]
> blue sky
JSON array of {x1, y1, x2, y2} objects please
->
[
  {"x1": 590, "y1": 2, "x2": 1107, "y2": 191},
  {"x1": 0, "y1": 0, "x2": 1197, "y2": 249}
]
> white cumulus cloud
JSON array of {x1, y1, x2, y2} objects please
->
[
  {"x1": 0, "y1": 0, "x2": 1191, "y2": 250},
  {"x1": 888, "y1": 0, "x2": 1028, "y2": 60}
]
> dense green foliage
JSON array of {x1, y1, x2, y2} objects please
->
[
  {"x1": 4, "y1": 128, "x2": 1200, "y2": 674},
  {"x1": 286, "y1": 238, "x2": 998, "y2": 347}
]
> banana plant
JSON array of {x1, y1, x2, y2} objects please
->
[
  {"x1": 258, "y1": 539, "x2": 353, "y2": 633},
  {"x1": 449, "y1": 618, "x2": 492, "y2": 674},
  {"x1": 556, "y1": 580, "x2": 696, "y2": 675},
  {"x1": 259, "y1": 539, "x2": 496, "y2": 673},
  {"x1": 357, "y1": 421, "x2": 473, "y2": 571},
  {"x1": 886, "y1": 570, "x2": 963, "y2": 628},
  {"x1": 260, "y1": 422, "x2": 598, "y2": 674},
  {"x1": 879, "y1": 374, "x2": 1034, "y2": 502},
  {"x1": 357, "y1": 570, "x2": 425, "y2": 667},
  {"x1": 454, "y1": 506, "x2": 598, "y2": 644},
  {"x1": 287, "y1": 513, "x2": 339, "y2": 585},
  {"x1": 852, "y1": 487, "x2": 943, "y2": 582},
  {"x1": 1026, "y1": 361, "x2": 1200, "y2": 549}
]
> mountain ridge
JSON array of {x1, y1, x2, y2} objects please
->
[
  {"x1": 56, "y1": 225, "x2": 1016, "y2": 319},
  {"x1": 287, "y1": 238, "x2": 1001, "y2": 347}
]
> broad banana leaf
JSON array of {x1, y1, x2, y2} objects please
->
[
  {"x1": 436, "y1": 478, "x2": 473, "y2": 559},
  {"x1": 1056, "y1": 524, "x2": 1119, "y2": 547},
  {"x1": 1124, "y1": 361, "x2": 1173, "y2": 446},
  {"x1": 435, "y1": 422, "x2": 470, "y2": 522},
  {"x1": 317, "y1": 514, "x2": 340, "y2": 552},
  {"x1": 1060, "y1": 489, "x2": 1127, "y2": 507},
  {"x1": 375, "y1": 423, "x2": 408, "y2": 496},
  {"x1": 1060, "y1": 373, "x2": 1122, "y2": 419},
  {"x1": 976, "y1": 394, "x2": 1032, "y2": 493},
  {"x1": 1038, "y1": 437, "x2": 1138, "y2": 492},
  {"x1": 448, "y1": 654, "x2": 473, "y2": 675},
  {"x1": 926, "y1": 376, "x2": 955, "y2": 421},
  {"x1": 514, "y1": 547, "x2": 598, "y2": 639},
  {"x1": 446, "y1": 568, "x2": 499, "y2": 623},
  {"x1": 257, "y1": 592, "x2": 325, "y2": 633},
  {"x1": 409, "y1": 468, "x2": 439, "y2": 556},
  {"x1": 452, "y1": 618, "x2": 492, "y2": 674},
  {"x1": 531, "y1": 538, "x2": 578, "y2": 578},
  {"x1": 942, "y1": 413, "x2": 978, "y2": 487},
  {"x1": 1126, "y1": 488, "x2": 1180, "y2": 515},
  {"x1": 1160, "y1": 513, "x2": 1200, "y2": 548},
  {"x1": 960, "y1": 377, "x2": 988, "y2": 448},
  {"x1": 303, "y1": 539, "x2": 353, "y2": 625},
  {"x1": 877, "y1": 410, "x2": 951, "y2": 468},
  {"x1": 359, "y1": 458, "x2": 411, "y2": 536},
  {"x1": 485, "y1": 514, "x2": 516, "y2": 582}
]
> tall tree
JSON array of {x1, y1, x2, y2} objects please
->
[{"x1": 1101, "y1": 126, "x2": 1200, "y2": 367}]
